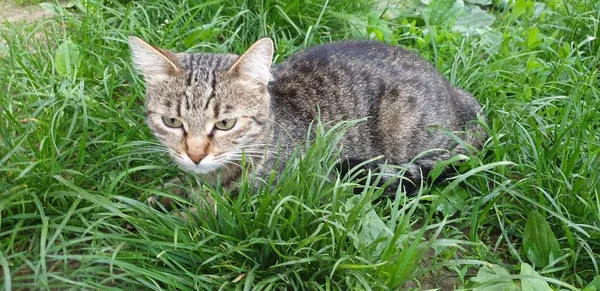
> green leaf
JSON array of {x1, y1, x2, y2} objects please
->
[
  {"x1": 527, "y1": 26, "x2": 543, "y2": 49},
  {"x1": 533, "y1": 2, "x2": 547, "y2": 19},
  {"x1": 366, "y1": 11, "x2": 392, "y2": 42},
  {"x1": 54, "y1": 40, "x2": 82, "y2": 78},
  {"x1": 526, "y1": 54, "x2": 542, "y2": 73},
  {"x1": 584, "y1": 276, "x2": 600, "y2": 291},
  {"x1": 346, "y1": 196, "x2": 389, "y2": 257},
  {"x1": 434, "y1": 187, "x2": 467, "y2": 217},
  {"x1": 494, "y1": 0, "x2": 509, "y2": 9},
  {"x1": 479, "y1": 30, "x2": 503, "y2": 54},
  {"x1": 471, "y1": 264, "x2": 519, "y2": 291},
  {"x1": 509, "y1": 0, "x2": 527, "y2": 22},
  {"x1": 453, "y1": 5, "x2": 496, "y2": 35},
  {"x1": 421, "y1": 0, "x2": 464, "y2": 28},
  {"x1": 520, "y1": 263, "x2": 552, "y2": 291},
  {"x1": 523, "y1": 210, "x2": 562, "y2": 268},
  {"x1": 39, "y1": 2, "x2": 63, "y2": 16}
]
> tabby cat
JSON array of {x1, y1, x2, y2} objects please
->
[{"x1": 129, "y1": 37, "x2": 486, "y2": 195}]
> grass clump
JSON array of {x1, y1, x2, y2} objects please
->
[{"x1": 1, "y1": 0, "x2": 599, "y2": 289}]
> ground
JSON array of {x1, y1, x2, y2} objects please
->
[{"x1": 0, "y1": 1, "x2": 57, "y2": 23}]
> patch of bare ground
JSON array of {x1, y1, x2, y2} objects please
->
[
  {"x1": 401, "y1": 220, "x2": 500, "y2": 291},
  {"x1": 0, "y1": 0, "x2": 64, "y2": 23},
  {"x1": 0, "y1": 1, "x2": 57, "y2": 59},
  {"x1": 0, "y1": 0, "x2": 67, "y2": 23},
  {"x1": 402, "y1": 218, "x2": 513, "y2": 291}
]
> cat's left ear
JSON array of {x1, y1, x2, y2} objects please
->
[
  {"x1": 227, "y1": 38, "x2": 273, "y2": 85},
  {"x1": 128, "y1": 36, "x2": 182, "y2": 84}
]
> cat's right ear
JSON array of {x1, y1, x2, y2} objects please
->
[{"x1": 128, "y1": 36, "x2": 182, "y2": 84}]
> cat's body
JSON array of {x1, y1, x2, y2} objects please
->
[{"x1": 130, "y1": 37, "x2": 485, "y2": 194}]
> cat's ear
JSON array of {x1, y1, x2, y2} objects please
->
[
  {"x1": 128, "y1": 36, "x2": 182, "y2": 84},
  {"x1": 227, "y1": 38, "x2": 273, "y2": 85}
]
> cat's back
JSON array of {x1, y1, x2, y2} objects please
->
[
  {"x1": 271, "y1": 40, "x2": 461, "y2": 122},
  {"x1": 274, "y1": 41, "x2": 433, "y2": 75}
]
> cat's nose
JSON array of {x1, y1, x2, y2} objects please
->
[{"x1": 187, "y1": 153, "x2": 207, "y2": 164}]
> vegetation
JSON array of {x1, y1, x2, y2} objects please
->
[{"x1": 1, "y1": 0, "x2": 599, "y2": 289}]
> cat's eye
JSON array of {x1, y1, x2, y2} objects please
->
[
  {"x1": 162, "y1": 116, "x2": 183, "y2": 128},
  {"x1": 214, "y1": 119, "x2": 237, "y2": 131}
]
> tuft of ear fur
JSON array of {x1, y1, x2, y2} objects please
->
[
  {"x1": 128, "y1": 36, "x2": 182, "y2": 84},
  {"x1": 227, "y1": 38, "x2": 274, "y2": 85}
]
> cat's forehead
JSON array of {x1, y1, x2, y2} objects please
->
[
  {"x1": 177, "y1": 53, "x2": 238, "y2": 100},
  {"x1": 145, "y1": 53, "x2": 241, "y2": 115},
  {"x1": 178, "y1": 53, "x2": 237, "y2": 79}
]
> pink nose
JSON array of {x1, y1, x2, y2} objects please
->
[{"x1": 187, "y1": 153, "x2": 207, "y2": 164}]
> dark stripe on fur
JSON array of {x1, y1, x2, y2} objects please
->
[{"x1": 205, "y1": 70, "x2": 218, "y2": 110}]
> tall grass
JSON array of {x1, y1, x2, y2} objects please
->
[{"x1": 1, "y1": 0, "x2": 599, "y2": 289}]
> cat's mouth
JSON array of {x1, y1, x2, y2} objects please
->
[
  {"x1": 168, "y1": 148, "x2": 261, "y2": 175},
  {"x1": 169, "y1": 152, "x2": 224, "y2": 174}
]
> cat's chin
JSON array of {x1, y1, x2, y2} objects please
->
[{"x1": 177, "y1": 162, "x2": 222, "y2": 175}]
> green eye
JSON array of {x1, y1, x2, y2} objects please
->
[
  {"x1": 162, "y1": 116, "x2": 183, "y2": 128},
  {"x1": 214, "y1": 119, "x2": 237, "y2": 131}
]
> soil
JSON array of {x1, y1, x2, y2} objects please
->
[{"x1": 0, "y1": 1, "x2": 53, "y2": 23}]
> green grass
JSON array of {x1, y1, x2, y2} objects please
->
[{"x1": 1, "y1": 0, "x2": 599, "y2": 289}]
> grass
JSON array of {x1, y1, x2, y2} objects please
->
[{"x1": 1, "y1": 0, "x2": 599, "y2": 289}]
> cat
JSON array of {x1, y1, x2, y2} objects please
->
[{"x1": 129, "y1": 36, "x2": 486, "y2": 196}]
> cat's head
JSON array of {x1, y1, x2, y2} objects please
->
[{"x1": 129, "y1": 37, "x2": 274, "y2": 174}]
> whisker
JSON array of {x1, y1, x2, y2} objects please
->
[
  {"x1": 239, "y1": 144, "x2": 276, "y2": 149},
  {"x1": 214, "y1": 153, "x2": 264, "y2": 159},
  {"x1": 227, "y1": 157, "x2": 263, "y2": 161},
  {"x1": 228, "y1": 151, "x2": 266, "y2": 156},
  {"x1": 241, "y1": 143, "x2": 274, "y2": 147},
  {"x1": 228, "y1": 153, "x2": 264, "y2": 156},
  {"x1": 264, "y1": 117, "x2": 294, "y2": 136},
  {"x1": 238, "y1": 150, "x2": 270, "y2": 154},
  {"x1": 227, "y1": 156, "x2": 264, "y2": 160},
  {"x1": 219, "y1": 160, "x2": 243, "y2": 169}
]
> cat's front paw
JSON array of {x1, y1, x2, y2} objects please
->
[
  {"x1": 171, "y1": 193, "x2": 216, "y2": 222},
  {"x1": 148, "y1": 177, "x2": 191, "y2": 209},
  {"x1": 148, "y1": 177, "x2": 216, "y2": 219}
]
